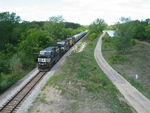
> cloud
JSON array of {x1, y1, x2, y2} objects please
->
[{"x1": 0, "y1": 0, "x2": 150, "y2": 25}]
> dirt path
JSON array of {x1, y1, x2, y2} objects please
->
[{"x1": 94, "y1": 32, "x2": 150, "y2": 113}]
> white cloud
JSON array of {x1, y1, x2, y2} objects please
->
[{"x1": 0, "y1": 0, "x2": 150, "y2": 25}]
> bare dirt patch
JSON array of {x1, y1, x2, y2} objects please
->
[
  {"x1": 27, "y1": 86, "x2": 66, "y2": 113},
  {"x1": 27, "y1": 85, "x2": 111, "y2": 113},
  {"x1": 74, "y1": 42, "x2": 87, "y2": 53}
]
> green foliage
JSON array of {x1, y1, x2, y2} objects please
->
[
  {"x1": 115, "y1": 22, "x2": 134, "y2": 54},
  {"x1": 0, "y1": 53, "x2": 10, "y2": 73},
  {"x1": 0, "y1": 12, "x2": 21, "y2": 50},
  {"x1": 74, "y1": 26, "x2": 88, "y2": 33},
  {"x1": 44, "y1": 16, "x2": 66, "y2": 41},
  {"x1": 109, "y1": 55, "x2": 126, "y2": 64},
  {"x1": 144, "y1": 24, "x2": 150, "y2": 41},
  {"x1": 89, "y1": 18, "x2": 107, "y2": 34},
  {"x1": 89, "y1": 18, "x2": 107, "y2": 41},
  {"x1": 0, "y1": 12, "x2": 84, "y2": 93},
  {"x1": 45, "y1": 74, "x2": 65, "y2": 87},
  {"x1": 10, "y1": 55, "x2": 22, "y2": 74},
  {"x1": 113, "y1": 18, "x2": 150, "y2": 53},
  {"x1": 64, "y1": 22, "x2": 81, "y2": 29},
  {"x1": 104, "y1": 37, "x2": 114, "y2": 44},
  {"x1": 131, "y1": 39, "x2": 138, "y2": 46},
  {"x1": 89, "y1": 33, "x2": 97, "y2": 41},
  {"x1": 19, "y1": 28, "x2": 50, "y2": 68},
  {"x1": 0, "y1": 73, "x2": 23, "y2": 93},
  {"x1": 114, "y1": 18, "x2": 150, "y2": 42}
]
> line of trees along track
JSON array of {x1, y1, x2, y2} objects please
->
[
  {"x1": 0, "y1": 12, "x2": 87, "y2": 94},
  {"x1": 0, "y1": 31, "x2": 87, "y2": 113}
]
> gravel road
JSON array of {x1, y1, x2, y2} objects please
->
[{"x1": 94, "y1": 32, "x2": 150, "y2": 113}]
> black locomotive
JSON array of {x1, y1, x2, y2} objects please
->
[{"x1": 38, "y1": 31, "x2": 87, "y2": 71}]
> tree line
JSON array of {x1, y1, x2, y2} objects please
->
[
  {"x1": 1, "y1": 12, "x2": 149, "y2": 94},
  {"x1": 113, "y1": 17, "x2": 150, "y2": 54},
  {"x1": 0, "y1": 12, "x2": 86, "y2": 93}
]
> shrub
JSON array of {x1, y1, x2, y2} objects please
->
[
  {"x1": 109, "y1": 55, "x2": 126, "y2": 64},
  {"x1": 131, "y1": 39, "x2": 137, "y2": 46},
  {"x1": 89, "y1": 33, "x2": 98, "y2": 41},
  {"x1": 10, "y1": 55, "x2": 23, "y2": 74}
]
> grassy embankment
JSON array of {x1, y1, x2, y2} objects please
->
[
  {"x1": 102, "y1": 37, "x2": 150, "y2": 99},
  {"x1": 29, "y1": 35, "x2": 136, "y2": 113}
]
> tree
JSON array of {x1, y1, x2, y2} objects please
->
[
  {"x1": 64, "y1": 22, "x2": 81, "y2": 29},
  {"x1": 43, "y1": 16, "x2": 66, "y2": 42},
  {"x1": 89, "y1": 18, "x2": 107, "y2": 34},
  {"x1": 0, "y1": 12, "x2": 21, "y2": 50},
  {"x1": 115, "y1": 22, "x2": 134, "y2": 54},
  {"x1": 145, "y1": 24, "x2": 150, "y2": 41},
  {"x1": 19, "y1": 28, "x2": 50, "y2": 68}
]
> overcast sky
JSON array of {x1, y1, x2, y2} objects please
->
[{"x1": 0, "y1": 0, "x2": 150, "y2": 25}]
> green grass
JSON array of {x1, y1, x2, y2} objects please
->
[
  {"x1": 43, "y1": 35, "x2": 135, "y2": 113},
  {"x1": 102, "y1": 37, "x2": 150, "y2": 99},
  {"x1": 36, "y1": 93, "x2": 50, "y2": 104}
]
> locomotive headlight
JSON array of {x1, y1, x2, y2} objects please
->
[
  {"x1": 38, "y1": 58, "x2": 51, "y2": 63},
  {"x1": 61, "y1": 47, "x2": 64, "y2": 50},
  {"x1": 41, "y1": 58, "x2": 46, "y2": 62},
  {"x1": 38, "y1": 58, "x2": 46, "y2": 62}
]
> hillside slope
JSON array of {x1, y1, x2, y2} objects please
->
[
  {"x1": 102, "y1": 37, "x2": 150, "y2": 99},
  {"x1": 27, "y1": 35, "x2": 135, "y2": 113}
]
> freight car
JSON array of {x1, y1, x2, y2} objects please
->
[
  {"x1": 38, "y1": 31, "x2": 87, "y2": 71},
  {"x1": 66, "y1": 37, "x2": 75, "y2": 47}
]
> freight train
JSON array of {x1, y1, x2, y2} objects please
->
[{"x1": 38, "y1": 31, "x2": 87, "y2": 71}]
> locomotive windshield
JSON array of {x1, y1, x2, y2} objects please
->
[
  {"x1": 57, "y1": 41, "x2": 65, "y2": 45},
  {"x1": 39, "y1": 51, "x2": 51, "y2": 56}
]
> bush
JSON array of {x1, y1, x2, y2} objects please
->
[
  {"x1": 131, "y1": 39, "x2": 138, "y2": 46},
  {"x1": 104, "y1": 37, "x2": 114, "y2": 43},
  {"x1": 10, "y1": 55, "x2": 23, "y2": 74},
  {"x1": 109, "y1": 55, "x2": 126, "y2": 64},
  {"x1": 0, "y1": 73, "x2": 22, "y2": 93},
  {"x1": 89, "y1": 33, "x2": 98, "y2": 41}
]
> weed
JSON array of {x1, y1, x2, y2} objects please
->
[
  {"x1": 36, "y1": 94, "x2": 49, "y2": 104},
  {"x1": 102, "y1": 37, "x2": 150, "y2": 99},
  {"x1": 109, "y1": 55, "x2": 126, "y2": 64}
]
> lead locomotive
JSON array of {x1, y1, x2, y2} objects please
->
[{"x1": 38, "y1": 31, "x2": 87, "y2": 71}]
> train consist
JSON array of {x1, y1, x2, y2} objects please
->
[{"x1": 38, "y1": 31, "x2": 87, "y2": 71}]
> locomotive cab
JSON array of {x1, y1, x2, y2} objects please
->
[
  {"x1": 37, "y1": 31, "x2": 88, "y2": 72},
  {"x1": 38, "y1": 45, "x2": 61, "y2": 71}
]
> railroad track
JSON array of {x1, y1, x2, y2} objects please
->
[
  {"x1": 0, "y1": 72, "x2": 47, "y2": 113},
  {"x1": 0, "y1": 33, "x2": 88, "y2": 113}
]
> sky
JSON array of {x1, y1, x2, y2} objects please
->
[{"x1": 0, "y1": 0, "x2": 150, "y2": 25}]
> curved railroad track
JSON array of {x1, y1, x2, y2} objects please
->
[{"x1": 0, "y1": 72, "x2": 47, "y2": 113}]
